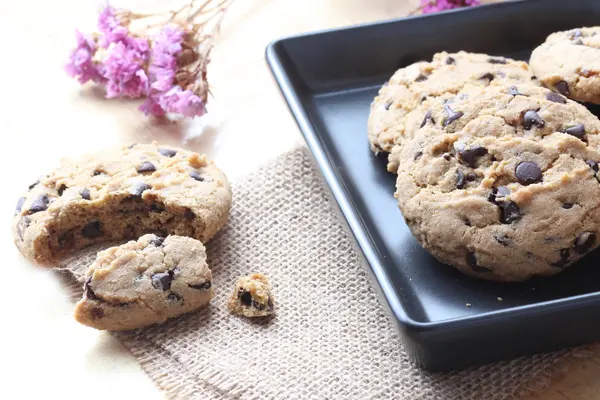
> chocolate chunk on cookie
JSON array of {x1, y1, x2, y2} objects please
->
[
  {"x1": 393, "y1": 83, "x2": 600, "y2": 281},
  {"x1": 227, "y1": 273, "x2": 275, "y2": 318},
  {"x1": 74, "y1": 234, "x2": 213, "y2": 331},
  {"x1": 12, "y1": 142, "x2": 232, "y2": 266},
  {"x1": 530, "y1": 27, "x2": 600, "y2": 104}
]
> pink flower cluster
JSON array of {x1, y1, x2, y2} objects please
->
[
  {"x1": 421, "y1": 0, "x2": 481, "y2": 14},
  {"x1": 65, "y1": 5, "x2": 206, "y2": 118}
]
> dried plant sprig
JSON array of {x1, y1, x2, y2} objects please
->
[
  {"x1": 411, "y1": 0, "x2": 481, "y2": 15},
  {"x1": 65, "y1": 0, "x2": 233, "y2": 118}
]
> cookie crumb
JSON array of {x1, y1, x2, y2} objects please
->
[
  {"x1": 228, "y1": 273, "x2": 275, "y2": 318},
  {"x1": 497, "y1": 297, "x2": 503, "y2": 302},
  {"x1": 466, "y1": 303, "x2": 472, "y2": 308}
]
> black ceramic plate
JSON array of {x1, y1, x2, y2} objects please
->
[{"x1": 266, "y1": 0, "x2": 600, "y2": 371}]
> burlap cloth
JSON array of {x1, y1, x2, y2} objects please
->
[{"x1": 57, "y1": 148, "x2": 591, "y2": 400}]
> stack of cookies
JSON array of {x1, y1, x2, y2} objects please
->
[
  {"x1": 367, "y1": 27, "x2": 600, "y2": 282},
  {"x1": 12, "y1": 143, "x2": 275, "y2": 330}
]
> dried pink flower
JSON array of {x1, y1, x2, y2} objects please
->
[
  {"x1": 158, "y1": 86, "x2": 206, "y2": 117},
  {"x1": 421, "y1": 0, "x2": 481, "y2": 14},
  {"x1": 149, "y1": 25, "x2": 184, "y2": 92},
  {"x1": 97, "y1": 5, "x2": 129, "y2": 47},
  {"x1": 102, "y1": 40, "x2": 150, "y2": 98},
  {"x1": 65, "y1": 30, "x2": 104, "y2": 84}
]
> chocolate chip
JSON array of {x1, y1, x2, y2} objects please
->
[
  {"x1": 15, "y1": 197, "x2": 25, "y2": 215},
  {"x1": 184, "y1": 208, "x2": 195, "y2": 220},
  {"x1": 479, "y1": 72, "x2": 495, "y2": 82},
  {"x1": 130, "y1": 182, "x2": 152, "y2": 197},
  {"x1": 508, "y1": 86, "x2": 521, "y2": 96},
  {"x1": 458, "y1": 145, "x2": 487, "y2": 167},
  {"x1": 456, "y1": 170, "x2": 466, "y2": 189},
  {"x1": 443, "y1": 105, "x2": 463, "y2": 126},
  {"x1": 466, "y1": 172, "x2": 477, "y2": 182},
  {"x1": 80, "y1": 188, "x2": 91, "y2": 200},
  {"x1": 574, "y1": 232, "x2": 596, "y2": 254},
  {"x1": 82, "y1": 221, "x2": 103, "y2": 238},
  {"x1": 28, "y1": 195, "x2": 49, "y2": 214},
  {"x1": 190, "y1": 171, "x2": 204, "y2": 181},
  {"x1": 488, "y1": 57, "x2": 507, "y2": 64},
  {"x1": 57, "y1": 231, "x2": 74, "y2": 248},
  {"x1": 515, "y1": 161, "x2": 542, "y2": 185},
  {"x1": 488, "y1": 186, "x2": 511, "y2": 204},
  {"x1": 150, "y1": 236, "x2": 164, "y2": 246},
  {"x1": 415, "y1": 74, "x2": 428, "y2": 82},
  {"x1": 17, "y1": 216, "x2": 31, "y2": 240},
  {"x1": 93, "y1": 169, "x2": 104, "y2": 176},
  {"x1": 420, "y1": 110, "x2": 434, "y2": 128},
  {"x1": 564, "y1": 124, "x2": 585, "y2": 139},
  {"x1": 384, "y1": 101, "x2": 393, "y2": 110},
  {"x1": 443, "y1": 153, "x2": 451, "y2": 161},
  {"x1": 494, "y1": 235, "x2": 511, "y2": 247},
  {"x1": 127, "y1": 143, "x2": 137, "y2": 149},
  {"x1": 499, "y1": 201, "x2": 520, "y2": 224},
  {"x1": 467, "y1": 252, "x2": 491, "y2": 273},
  {"x1": 554, "y1": 80, "x2": 570, "y2": 96},
  {"x1": 167, "y1": 293, "x2": 183, "y2": 302},
  {"x1": 414, "y1": 151, "x2": 423, "y2": 160},
  {"x1": 563, "y1": 203, "x2": 574, "y2": 209},
  {"x1": 570, "y1": 29, "x2": 583, "y2": 39},
  {"x1": 240, "y1": 291, "x2": 253, "y2": 306},
  {"x1": 586, "y1": 160, "x2": 599, "y2": 172},
  {"x1": 158, "y1": 148, "x2": 177, "y2": 157},
  {"x1": 446, "y1": 56, "x2": 455, "y2": 65},
  {"x1": 531, "y1": 75, "x2": 538, "y2": 80},
  {"x1": 84, "y1": 276, "x2": 102, "y2": 301},
  {"x1": 149, "y1": 203, "x2": 165, "y2": 213},
  {"x1": 189, "y1": 281, "x2": 212, "y2": 290},
  {"x1": 28, "y1": 180, "x2": 39, "y2": 190},
  {"x1": 152, "y1": 271, "x2": 174, "y2": 291},
  {"x1": 57, "y1": 184, "x2": 67, "y2": 196},
  {"x1": 573, "y1": 39, "x2": 584, "y2": 45},
  {"x1": 91, "y1": 307, "x2": 105, "y2": 319},
  {"x1": 522, "y1": 110, "x2": 545, "y2": 129},
  {"x1": 137, "y1": 161, "x2": 156, "y2": 174}
]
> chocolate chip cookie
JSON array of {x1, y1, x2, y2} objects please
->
[
  {"x1": 530, "y1": 27, "x2": 600, "y2": 104},
  {"x1": 368, "y1": 51, "x2": 539, "y2": 172},
  {"x1": 13, "y1": 142, "x2": 231, "y2": 266},
  {"x1": 74, "y1": 234, "x2": 213, "y2": 331},
  {"x1": 227, "y1": 274, "x2": 275, "y2": 317},
  {"x1": 393, "y1": 83, "x2": 600, "y2": 281}
]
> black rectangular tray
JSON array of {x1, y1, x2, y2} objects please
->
[{"x1": 267, "y1": 0, "x2": 600, "y2": 371}]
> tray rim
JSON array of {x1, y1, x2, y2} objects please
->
[{"x1": 265, "y1": 0, "x2": 600, "y2": 334}]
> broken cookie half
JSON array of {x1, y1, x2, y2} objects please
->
[
  {"x1": 74, "y1": 234, "x2": 213, "y2": 331},
  {"x1": 227, "y1": 273, "x2": 275, "y2": 317}
]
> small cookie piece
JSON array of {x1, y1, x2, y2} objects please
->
[
  {"x1": 394, "y1": 83, "x2": 600, "y2": 281},
  {"x1": 13, "y1": 142, "x2": 232, "y2": 266},
  {"x1": 530, "y1": 27, "x2": 600, "y2": 104},
  {"x1": 368, "y1": 51, "x2": 539, "y2": 172},
  {"x1": 74, "y1": 234, "x2": 213, "y2": 331},
  {"x1": 227, "y1": 274, "x2": 275, "y2": 317}
]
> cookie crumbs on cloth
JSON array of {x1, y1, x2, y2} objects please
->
[{"x1": 227, "y1": 273, "x2": 275, "y2": 317}]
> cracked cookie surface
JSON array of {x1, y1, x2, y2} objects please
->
[
  {"x1": 227, "y1": 274, "x2": 275, "y2": 317},
  {"x1": 13, "y1": 142, "x2": 231, "y2": 266},
  {"x1": 74, "y1": 234, "x2": 213, "y2": 330},
  {"x1": 530, "y1": 27, "x2": 600, "y2": 104},
  {"x1": 393, "y1": 83, "x2": 600, "y2": 281},
  {"x1": 367, "y1": 51, "x2": 538, "y2": 172}
]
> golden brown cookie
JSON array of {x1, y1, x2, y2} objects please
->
[
  {"x1": 394, "y1": 83, "x2": 600, "y2": 281},
  {"x1": 13, "y1": 142, "x2": 231, "y2": 266},
  {"x1": 530, "y1": 27, "x2": 600, "y2": 104},
  {"x1": 74, "y1": 234, "x2": 213, "y2": 331}
]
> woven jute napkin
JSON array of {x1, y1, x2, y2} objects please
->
[{"x1": 57, "y1": 148, "x2": 591, "y2": 399}]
